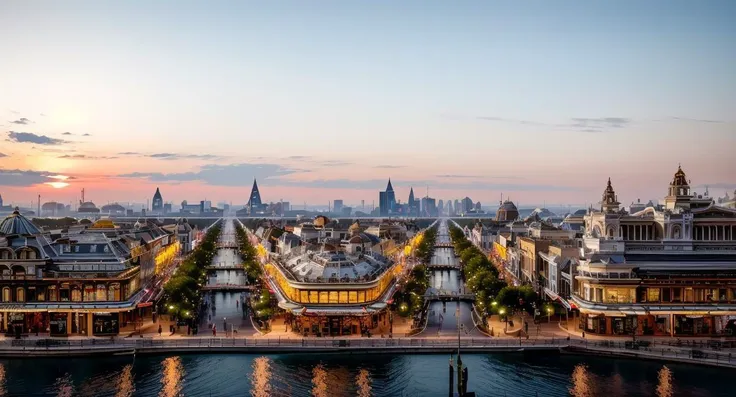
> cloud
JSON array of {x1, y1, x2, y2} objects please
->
[
  {"x1": 0, "y1": 168, "x2": 70, "y2": 187},
  {"x1": 671, "y1": 117, "x2": 725, "y2": 124},
  {"x1": 0, "y1": 152, "x2": 7, "y2": 158},
  {"x1": 40, "y1": 113, "x2": 47, "y2": 117},
  {"x1": 10, "y1": 117, "x2": 32, "y2": 125},
  {"x1": 58, "y1": 154, "x2": 118, "y2": 160},
  {"x1": 7, "y1": 131, "x2": 67, "y2": 145},
  {"x1": 568, "y1": 117, "x2": 630, "y2": 131},
  {"x1": 149, "y1": 153, "x2": 221, "y2": 160},
  {"x1": 62, "y1": 132, "x2": 73, "y2": 136},
  {"x1": 319, "y1": 160, "x2": 352, "y2": 167},
  {"x1": 82, "y1": 133, "x2": 91, "y2": 136},
  {"x1": 118, "y1": 151, "x2": 139, "y2": 155},
  {"x1": 119, "y1": 163, "x2": 298, "y2": 186},
  {"x1": 374, "y1": 165, "x2": 405, "y2": 169},
  {"x1": 9, "y1": 110, "x2": 19, "y2": 115},
  {"x1": 476, "y1": 116, "x2": 546, "y2": 126},
  {"x1": 286, "y1": 155, "x2": 312, "y2": 160}
]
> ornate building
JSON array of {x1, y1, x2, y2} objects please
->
[
  {"x1": 152, "y1": 187, "x2": 164, "y2": 213},
  {"x1": 496, "y1": 200, "x2": 519, "y2": 222},
  {"x1": 573, "y1": 166, "x2": 736, "y2": 336},
  {"x1": 0, "y1": 209, "x2": 180, "y2": 337}
]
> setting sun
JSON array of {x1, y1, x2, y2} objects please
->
[{"x1": 45, "y1": 181, "x2": 70, "y2": 189}]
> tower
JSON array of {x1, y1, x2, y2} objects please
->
[
  {"x1": 408, "y1": 187, "x2": 416, "y2": 216},
  {"x1": 248, "y1": 179, "x2": 263, "y2": 214},
  {"x1": 664, "y1": 164, "x2": 693, "y2": 211},
  {"x1": 152, "y1": 187, "x2": 163, "y2": 212},
  {"x1": 601, "y1": 178, "x2": 620, "y2": 213}
]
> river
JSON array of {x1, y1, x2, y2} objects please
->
[{"x1": 0, "y1": 352, "x2": 730, "y2": 396}]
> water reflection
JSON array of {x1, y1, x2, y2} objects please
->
[
  {"x1": 115, "y1": 364, "x2": 135, "y2": 397},
  {"x1": 570, "y1": 364, "x2": 593, "y2": 397},
  {"x1": 159, "y1": 357, "x2": 183, "y2": 397},
  {"x1": 311, "y1": 365, "x2": 328, "y2": 397},
  {"x1": 0, "y1": 363, "x2": 5, "y2": 397},
  {"x1": 54, "y1": 373, "x2": 74, "y2": 397},
  {"x1": 251, "y1": 356, "x2": 272, "y2": 397},
  {"x1": 356, "y1": 368, "x2": 372, "y2": 397},
  {"x1": 657, "y1": 366, "x2": 673, "y2": 397}
]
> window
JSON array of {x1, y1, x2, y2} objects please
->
[
  {"x1": 16, "y1": 287, "x2": 25, "y2": 302},
  {"x1": 672, "y1": 288, "x2": 682, "y2": 302},
  {"x1": 84, "y1": 285, "x2": 95, "y2": 301},
  {"x1": 103, "y1": 245, "x2": 110, "y2": 253},
  {"x1": 647, "y1": 288, "x2": 660, "y2": 303},
  {"x1": 2, "y1": 287, "x2": 10, "y2": 302},
  {"x1": 662, "y1": 288, "x2": 671, "y2": 302},
  {"x1": 48, "y1": 286, "x2": 58, "y2": 301},
  {"x1": 71, "y1": 288, "x2": 82, "y2": 302},
  {"x1": 108, "y1": 284, "x2": 120, "y2": 301},
  {"x1": 96, "y1": 284, "x2": 107, "y2": 301},
  {"x1": 684, "y1": 287, "x2": 693, "y2": 302},
  {"x1": 74, "y1": 245, "x2": 80, "y2": 253},
  {"x1": 90, "y1": 245, "x2": 97, "y2": 253}
]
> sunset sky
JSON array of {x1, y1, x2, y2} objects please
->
[{"x1": 1, "y1": 1, "x2": 735, "y2": 209}]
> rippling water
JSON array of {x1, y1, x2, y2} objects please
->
[{"x1": 0, "y1": 353, "x2": 731, "y2": 396}]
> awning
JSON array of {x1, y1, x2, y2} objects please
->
[{"x1": 278, "y1": 301, "x2": 302, "y2": 311}]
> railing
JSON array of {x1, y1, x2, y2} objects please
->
[{"x1": 2, "y1": 337, "x2": 736, "y2": 365}]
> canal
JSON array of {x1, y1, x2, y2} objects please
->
[
  {"x1": 200, "y1": 219, "x2": 254, "y2": 335},
  {"x1": 0, "y1": 352, "x2": 730, "y2": 396}
]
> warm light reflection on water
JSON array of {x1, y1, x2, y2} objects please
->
[
  {"x1": 159, "y1": 357, "x2": 183, "y2": 397},
  {"x1": 569, "y1": 364, "x2": 594, "y2": 397},
  {"x1": 356, "y1": 368, "x2": 372, "y2": 397},
  {"x1": 55, "y1": 373, "x2": 74, "y2": 397},
  {"x1": 0, "y1": 363, "x2": 6, "y2": 397},
  {"x1": 312, "y1": 365, "x2": 328, "y2": 397},
  {"x1": 115, "y1": 364, "x2": 135, "y2": 397},
  {"x1": 251, "y1": 356, "x2": 272, "y2": 397},
  {"x1": 657, "y1": 366, "x2": 674, "y2": 397}
]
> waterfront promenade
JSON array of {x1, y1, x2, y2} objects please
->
[{"x1": 2, "y1": 335, "x2": 735, "y2": 369}]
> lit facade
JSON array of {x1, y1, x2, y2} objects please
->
[{"x1": 572, "y1": 167, "x2": 736, "y2": 336}]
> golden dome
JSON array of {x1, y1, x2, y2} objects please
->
[
  {"x1": 90, "y1": 219, "x2": 116, "y2": 229},
  {"x1": 314, "y1": 215, "x2": 329, "y2": 228}
]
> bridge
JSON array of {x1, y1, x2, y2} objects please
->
[
  {"x1": 427, "y1": 264, "x2": 460, "y2": 271},
  {"x1": 434, "y1": 243, "x2": 454, "y2": 249},
  {"x1": 216, "y1": 242, "x2": 240, "y2": 249},
  {"x1": 201, "y1": 284, "x2": 256, "y2": 292},
  {"x1": 425, "y1": 293, "x2": 476, "y2": 302},
  {"x1": 205, "y1": 265, "x2": 243, "y2": 271}
]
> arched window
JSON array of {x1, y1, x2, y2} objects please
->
[
  {"x1": 71, "y1": 288, "x2": 82, "y2": 302},
  {"x1": 96, "y1": 284, "x2": 107, "y2": 301},
  {"x1": 84, "y1": 285, "x2": 94, "y2": 301},
  {"x1": 0, "y1": 249, "x2": 11, "y2": 260},
  {"x1": 2, "y1": 287, "x2": 10, "y2": 302},
  {"x1": 108, "y1": 283, "x2": 120, "y2": 301},
  {"x1": 16, "y1": 287, "x2": 25, "y2": 302}
]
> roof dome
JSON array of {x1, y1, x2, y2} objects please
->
[
  {"x1": 101, "y1": 203, "x2": 126, "y2": 212},
  {"x1": 90, "y1": 219, "x2": 116, "y2": 229},
  {"x1": 314, "y1": 215, "x2": 329, "y2": 228},
  {"x1": 0, "y1": 208, "x2": 41, "y2": 235},
  {"x1": 496, "y1": 200, "x2": 519, "y2": 222}
]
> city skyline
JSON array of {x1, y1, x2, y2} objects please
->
[{"x1": 2, "y1": 1, "x2": 736, "y2": 206}]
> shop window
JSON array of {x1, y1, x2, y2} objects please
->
[{"x1": 16, "y1": 287, "x2": 25, "y2": 302}]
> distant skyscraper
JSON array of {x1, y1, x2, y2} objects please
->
[
  {"x1": 408, "y1": 187, "x2": 420, "y2": 217},
  {"x1": 438, "y1": 199, "x2": 444, "y2": 215},
  {"x1": 461, "y1": 197, "x2": 473, "y2": 214},
  {"x1": 0, "y1": 193, "x2": 3, "y2": 207},
  {"x1": 447, "y1": 200, "x2": 454, "y2": 216},
  {"x1": 247, "y1": 179, "x2": 263, "y2": 214},
  {"x1": 152, "y1": 187, "x2": 163, "y2": 212},
  {"x1": 379, "y1": 179, "x2": 396, "y2": 216},
  {"x1": 333, "y1": 200, "x2": 344, "y2": 214}
]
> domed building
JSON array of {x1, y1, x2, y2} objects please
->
[
  {"x1": 313, "y1": 215, "x2": 329, "y2": 228},
  {"x1": 77, "y1": 201, "x2": 100, "y2": 214},
  {"x1": 101, "y1": 203, "x2": 126, "y2": 215},
  {"x1": 41, "y1": 202, "x2": 66, "y2": 217},
  {"x1": 0, "y1": 208, "x2": 42, "y2": 236},
  {"x1": 496, "y1": 200, "x2": 519, "y2": 222}
]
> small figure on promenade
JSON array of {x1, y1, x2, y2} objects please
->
[
  {"x1": 158, "y1": 324, "x2": 162, "y2": 336},
  {"x1": 213, "y1": 325, "x2": 217, "y2": 337}
]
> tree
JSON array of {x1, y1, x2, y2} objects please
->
[{"x1": 495, "y1": 285, "x2": 539, "y2": 315}]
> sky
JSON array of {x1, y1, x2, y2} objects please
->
[{"x1": 1, "y1": 1, "x2": 735, "y2": 209}]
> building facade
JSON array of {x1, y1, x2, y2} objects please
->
[{"x1": 572, "y1": 167, "x2": 736, "y2": 336}]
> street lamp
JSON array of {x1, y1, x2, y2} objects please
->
[{"x1": 499, "y1": 308, "x2": 507, "y2": 331}]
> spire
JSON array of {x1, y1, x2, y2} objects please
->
[{"x1": 386, "y1": 178, "x2": 394, "y2": 192}]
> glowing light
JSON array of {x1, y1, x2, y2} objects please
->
[
  {"x1": 115, "y1": 364, "x2": 135, "y2": 397},
  {"x1": 160, "y1": 356, "x2": 183, "y2": 397},
  {"x1": 356, "y1": 369, "x2": 372, "y2": 397},
  {"x1": 657, "y1": 366, "x2": 673, "y2": 397},
  {"x1": 47, "y1": 175, "x2": 70, "y2": 180},
  {"x1": 311, "y1": 365, "x2": 328, "y2": 397},
  {"x1": 251, "y1": 357, "x2": 272, "y2": 397},
  {"x1": 45, "y1": 182, "x2": 70, "y2": 189}
]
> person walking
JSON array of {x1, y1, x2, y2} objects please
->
[
  {"x1": 213, "y1": 324, "x2": 217, "y2": 337},
  {"x1": 158, "y1": 324, "x2": 162, "y2": 336}
]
